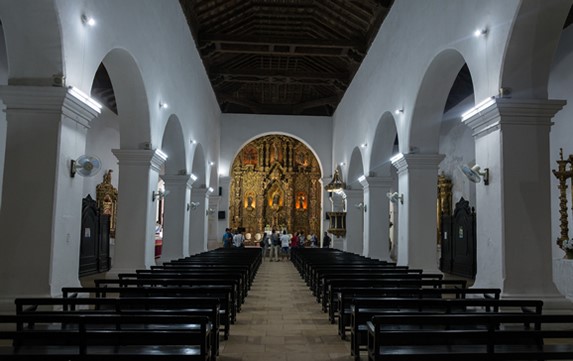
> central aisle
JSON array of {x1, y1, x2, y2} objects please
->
[{"x1": 218, "y1": 258, "x2": 356, "y2": 361}]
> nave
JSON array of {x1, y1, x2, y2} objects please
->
[{"x1": 214, "y1": 258, "x2": 352, "y2": 361}]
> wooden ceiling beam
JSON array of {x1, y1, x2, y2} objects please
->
[{"x1": 210, "y1": 68, "x2": 349, "y2": 82}]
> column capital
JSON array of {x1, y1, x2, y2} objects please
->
[
  {"x1": 0, "y1": 85, "x2": 100, "y2": 128},
  {"x1": 161, "y1": 174, "x2": 192, "y2": 188},
  {"x1": 463, "y1": 98, "x2": 566, "y2": 138},
  {"x1": 112, "y1": 149, "x2": 168, "y2": 173},
  {"x1": 392, "y1": 153, "x2": 445, "y2": 175},
  {"x1": 359, "y1": 176, "x2": 393, "y2": 189}
]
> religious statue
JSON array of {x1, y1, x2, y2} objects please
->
[{"x1": 96, "y1": 169, "x2": 118, "y2": 237}]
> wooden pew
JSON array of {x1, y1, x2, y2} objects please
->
[
  {"x1": 14, "y1": 296, "x2": 220, "y2": 359},
  {"x1": 351, "y1": 298, "x2": 543, "y2": 359},
  {"x1": 366, "y1": 313, "x2": 573, "y2": 361},
  {"x1": 0, "y1": 314, "x2": 213, "y2": 360},
  {"x1": 322, "y1": 278, "x2": 467, "y2": 313},
  {"x1": 93, "y1": 279, "x2": 239, "y2": 322},
  {"x1": 335, "y1": 287, "x2": 500, "y2": 338},
  {"x1": 62, "y1": 286, "x2": 233, "y2": 340}
]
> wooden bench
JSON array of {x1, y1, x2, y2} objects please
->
[
  {"x1": 323, "y1": 278, "x2": 467, "y2": 313},
  {"x1": 0, "y1": 313, "x2": 213, "y2": 360},
  {"x1": 62, "y1": 286, "x2": 233, "y2": 340},
  {"x1": 335, "y1": 287, "x2": 500, "y2": 338},
  {"x1": 366, "y1": 313, "x2": 573, "y2": 361},
  {"x1": 94, "y1": 278, "x2": 240, "y2": 320},
  {"x1": 355, "y1": 299, "x2": 543, "y2": 361},
  {"x1": 14, "y1": 296, "x2": 220, "y2": 360}
]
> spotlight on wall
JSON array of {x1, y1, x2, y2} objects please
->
[
  {"x1": 209, "y1": 161, "x2": 215, "y2": 166},
  {"x1": 339, "y1": 161, "x2": 346, "y2": 167},
  {"x1": 386, "y1": 192, "x2": 404, "y2": 205},
  {"x1": 355, "y1": 202, "x2": 367, "y2": 212},
  {"x1": 81, "y1": 14, "x2": 96, "y2": 26},
  {"x1": 189, "y1": 201, "x2": 200, "y2": 210},
  {"x1": 360, "y1": 143, "x2": 367, "y2": 148},
  {"x1": 207, "y1": 187, "x2": 214, "y2": 193},
  {"x1": 474, "y1": 28, "x2": 488, "y2": 37},
  {"x1": 159, "y1": 101, "x2": 169, "y2": 109},
  {"x1": 394, "y1": 108, "x2": 404, "y2": 115},
  {"x1": 190, "y1": 173, "x2": 198, "y2": 182},
  {"x1": 190, "y1": 139, "x2": 197, "y2": 145},
  {"x1": 206, "y1": 208, "x2": 215, "y2": 216},
  {"x1": 152, "y1": 190, "x2": 170, "y2": 202}
]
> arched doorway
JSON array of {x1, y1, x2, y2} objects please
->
[{"x1": 229, "y1": 134, "x2": 322, "y2": 242}]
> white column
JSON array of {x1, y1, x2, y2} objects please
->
[
  {"x1": 160, "y1": 174, "x2": 192, "y2": 261},
  {"x1": 112, "y1": 149, "x2": 167, "y2": 272},
  {"x1": 345, "y1": 189, "x2": 364, "y2": 255},
  {"x1": 189, "y1": 187, "x2": 207, "y2": 255},
  {"x1": 207, "y1": 194, "x2": 221, "y2": 249},
  {"x1": 360, "y1": 176, "x2": 393, "y2": 261},
  {"x1": 464, "y1": 98, "x2": 570, "y2": 309},
  {"x1": 393, "y1": 153, "x2": 444, "y2": 272},
  {"x1": 0, "y1": 86, "x2": 98, "y2": 306}
]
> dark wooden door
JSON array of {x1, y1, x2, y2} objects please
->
[
  {"x1": 79, "y1": 195, "x2": 99, "y2": 277},
  {"x1": 80, "y1": 195, "x2": 111, "y2": 276},
  {"x1": 440, "y1": 198, "x2": 476, "y2": 278}
]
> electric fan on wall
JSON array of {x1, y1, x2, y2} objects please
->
[
  {"x1": 70, "y1": 155, "x2": 102, "y2": 177},
  {"x1": 460, "y1": 163, "x2": 489, "y2": 185}
]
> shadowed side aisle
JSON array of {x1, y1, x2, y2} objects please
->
[{"x1": 218, "y1": 257, "x2": 357, "y2": 361}]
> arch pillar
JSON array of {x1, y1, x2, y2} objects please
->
[
  {"x1": 392, "y1": 153, "x2": 444, "y2": 272},
  {"x1": 112, "y1": 149, "x2": 167, "y2": 272},
  {"x1": 464, "y1": 98, "x2": 571, "y2": 309},
  {"x1": 0, "y1": 86, "x2": 98, "y2": 305},
  {"x1": 189, "y1": 186, "x2": 207, "y2": 255},
  {"x1": 345, "y1": 188, "x2": 364, "y2": 255},
  {"x1": 359, "y1": 176, "x2": 393, "y2": 261},
  {"x1": 160, "y1": 174, "x2": 193, "y2": 261}
]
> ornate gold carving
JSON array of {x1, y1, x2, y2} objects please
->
[
  {"x1": 552, "y1": 149, "x2": 573, "y2": 249},
  {"x1": 437, "y1": 173, "x2": 452, "y2": 244},
  {"x1": 96, "y1": 169, "x2": 118, "y2": 237},
  {"x1": 229, "y1": 135, "x2": 321, "y2": 236}
]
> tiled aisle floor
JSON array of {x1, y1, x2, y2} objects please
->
[{"x1": 218, "y1": 258, "x2": 358, "y2": 361}]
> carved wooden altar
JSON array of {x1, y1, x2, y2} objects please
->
[
  {"x1": 229, "y1": 135, "x2": 321, "y2": 239},
  {"x1": 437, "y1": 173, "x2": 452, "y2": 244},
  {"x1": 96, "y1": 169, "x2": 118, "y2": 238}
]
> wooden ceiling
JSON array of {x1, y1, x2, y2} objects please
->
[{"x1": 179, "y1": 0, "x2": 394, "y2": 116}]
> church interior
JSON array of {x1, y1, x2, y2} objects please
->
[{"x1": 2, "y1": 0, "x2": 573, "y2": 359}]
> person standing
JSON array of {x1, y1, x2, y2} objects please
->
[
  {"x1": 270, "y1": 229, "x2": 281, "y2": 261},
  {"x1": 222, "y1": 228, "x2": 233, "y2": 248},
  {"x1": 233, "y1": 229, "x2": 245, "y2": 248},
  {"x1": 322, "y1": 232, "x2": 332, "y2": 248},
  {"x1": 280, "y1": 230, "x2": 291, "y2": 261}
]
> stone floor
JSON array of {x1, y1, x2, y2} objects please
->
[{"x1": 218, "y1": 257, "x2": 359, "y2": 361}]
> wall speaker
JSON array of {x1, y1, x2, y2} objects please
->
[
  {"x1": 218, "y1": 211, "x2": 226, "y2": 220},
  {"x1": 218, "y1": 186, "x2": 222, "y2": 196}
]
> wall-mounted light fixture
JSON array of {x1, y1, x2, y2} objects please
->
[
  {"x1": 461, "y1": 96, "x2": 496, "y2": 121},
  {"x1": 390, "y1": 152, "x2": 404, "y2": 164},
  {"x1": 206, "y1": 208, "x2": 215, "y2": 216},
  {"x1": 189, "y1": 201, "x2": 200, "y2": 210},
  {"x1": 395, "y1": 108, "x2": 404, "y2": 115},
  {"x1": 209, "y1": 161, "x2": 215, "y2": 166},
  {"x1": 190, "y1": 139, "x2": 197, "y2": 145},
  {"x1": 68, "y1": 86, "x2": 102, "y2": 113},
  {"x1": 81, "y1": 14, "x2": 96, "y2": 26},
  {"x1": 474, "y1": 28, "x2": 488, "y2": 37},
  {"x1": 339, "y1": 161, "x2": 346, "y2": 167},
  {"x1": 386, "y1": 191, "x2": 404, "y2": 204},
  {"x1": 159, "y1": 101, "x2": 169, "y2": 109},
  {"x1": 190, "y1": 173, "x2": 198, "y2": 182},
  {"x1": 152, "y1": 189, "x2": 170, "y2": 202},
  {"x1": 360, "y1": 143, "x2": 367, "y2": 148},
  {"x1": 207, "y1": 187, "x2": 214, "y2": 193}
]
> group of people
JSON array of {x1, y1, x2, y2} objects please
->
[
  {"x1": 222, "y1": 227, "x2": 333, "y2": 255},
  {"x1": 221, "y1": 227, "x2": 245, "y2": 248}
]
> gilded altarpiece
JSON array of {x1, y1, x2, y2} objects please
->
[{"x1": 229, "y1": 135, "x2": 321, "y2": 240}]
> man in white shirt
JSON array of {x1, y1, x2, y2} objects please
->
[
  {"x1": 280, "y1": 230, "x2": 291, "y2": 261},
  {"x1": 232, "y1": 229, "x2": 245, "y2": 248}
]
